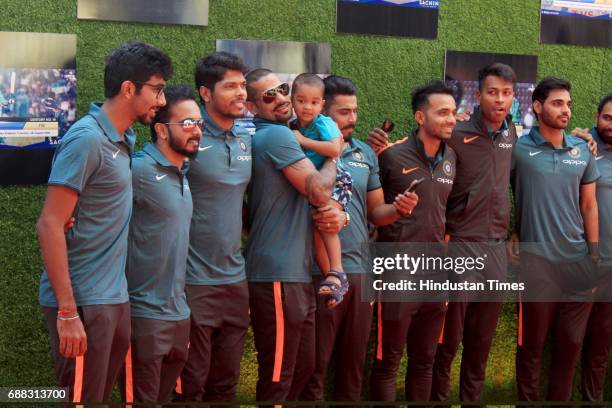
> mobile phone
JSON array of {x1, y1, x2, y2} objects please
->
[
  {"x1": 381, "y1": 118, "x2": 395, "y2": 133},
  {"x1": 405, "y1": 177, "x2": 425, "y2": 193}
]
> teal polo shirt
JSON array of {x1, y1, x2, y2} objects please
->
[
  {"x1": 592, "y1": 128, "x2": 612, "y2": 266},
  {"x1": 312, "y1": 139, "x2": 381, "y2": 275},
  {"x1": 299, "y1": 114, "x2": 342, "y2": 169},
  {"x1": 246, "y1": 117, "x2": 312, "y2": 282},
  {"x1": 126, "y1": 143, "x2": 192, "y2": 320},
  {"x1": 39, "y1": 103, "x2": 134, "y2": 307},
  {"x1": 186, "y1": 107, "x2": 252, "y2": 285},
  {"x1": 512, "y1": 127, "x2": 600, "y2": 262}
]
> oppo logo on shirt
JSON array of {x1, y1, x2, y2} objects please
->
[
  {"x1": 562, "y1": 159, "x2": 587, "y2": 166},
  {"x1": 237, "y1": 156, "x2": 252, "y2": 161},
  {"x1": 348, "y1": 161, "x2": 368, "y2": 169},
  {"x1": 436, "y1": 177, "x2": 453, "y2": 185},
  {"x1": 498, "y1": 143, "x2": 513, "y2": 149}
]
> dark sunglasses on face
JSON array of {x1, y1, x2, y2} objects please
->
[
  {"x1": 164, "y1": 118, "x2": 204, "y2": 131},
  {"x1": 261, "y1": 82, "x2": 290, "y2": 104}
]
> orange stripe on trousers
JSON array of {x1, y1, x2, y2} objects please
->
[
  {"x1": 376, "y1": 302, "x2": 383, "y2": 360},
  {"x1": 72, "y1": 355, "x2": 84, "y2": 403},
  {"x1": 174, "y1": 341, "x2": 189, "y2": 394},
  {"x1": 272, "y1": 282, "x2": 285, "y2": 383},
  {"x1": 438, "y1": 301, "x2": 449, "y2": 344},
  {"x1": 125, "y1": 345, "x2": 134, "y2": 403}
]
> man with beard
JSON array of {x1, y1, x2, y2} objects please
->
[
  {"x1": 301, "y1": 75, "x2": 418, "y2": 402},
  {"x1": 244, "y1": 68, "x2": 345, "y2": 402},
  {"x1": 179, "y1": 51, "x2": 251, "y2": 402},
  {"x1": 367, "y1": 63, "x2": 518, "y2": 403},
  {"x1": 124, "y1": 85, "x2": 201, "y2": 404},
  {"x1": 578, "y1": 93, "x2": 612, "y2": 402},
  {"x1": 370, "y1": 80, "x2": 457, "y2": 402},
  {"x1": 511, "y1": 77, "x2": 599, "y2": 401},
  {"x1": 36, "y1": 41, "x2": 172, "y2": 402}
]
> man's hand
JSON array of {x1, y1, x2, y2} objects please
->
[
  {"x1": 393, "y1": 192, "x2": 418, "y2": 216},
  {"x1": 455, "y1": 110, "x2": 472, "y2": 122},
  {"x1": 313, "y1": 204, "x2": 345, "y2": 233},
  {"x1": 507, "y1": 232, "x2": 520, "y2": 265},
  {"x1": 571, "y1": 127, "x2": 598, "y2": 155},
  {"x1": 57, "y1": 315, "x2": 87, "y2": 358},
  {"x1": 366, "y1": 128, "x2": 389, "y2": 154}
]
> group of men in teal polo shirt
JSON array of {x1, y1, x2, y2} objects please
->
[{"x1": 36, "y1": 39, "x2": 611, "y2": 405}]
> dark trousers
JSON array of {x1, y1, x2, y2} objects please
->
[
  {"x1": 180, "y1": 280, "x2": 250, "y2": 401},
  {"x1": 582, "y1": 300, "x2": 612, "y2": 401},
  {"x1": 249, "y1": 281, "x2": 316, "y2": 403},
  {"x1": 42, "y1": 302, "x2": 130, "y2": 403},
  {"x1": 582, "y1": 267, "x2": 612, "y2": 402},
  {"x1": 125, "y1": 317, "x2": 190, "y2": 403},
  {"x1": 301, "y1": 274, "x2": 373, "y2": 401},
  {"x1": 371, "y1": 301, "x2": 446, "y2": 401},
  {"x1": 516, "y1": 252, "x2": 593, "y2": 401},
  {"x1": 431, "y1": 240, "x2": 506, "y2": 403}
]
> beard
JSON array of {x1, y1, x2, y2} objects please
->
[
  {"x1": 169, "y1": 129, "x2": 198, "y2": 158},
  {"x1": 540, "y1": 109, "x2": 569, "y2": 130}
]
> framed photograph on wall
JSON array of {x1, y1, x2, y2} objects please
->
[
  {"x1": 540, "y1": 0, "x2": 612, "y2": 47},
  {"x1": 0, "y1": 31, "x2": 77, "y2": 185}
]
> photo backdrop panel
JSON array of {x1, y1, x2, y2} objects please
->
[
  {"x1": 540, "y1": 0, "x2": 612, "y2": 47},
  {"x1": 0, "y1": 31, "x2": 77, "y2": 185},
  {"x1": 78, "y1": 0, "x2": 209, "y2": 27},
  {"x1": 444, "y1": 50, "x2": 538, "y2": 136},
  {"x1": 336, "y1": 0, "x2": 439, "y2": 39}
]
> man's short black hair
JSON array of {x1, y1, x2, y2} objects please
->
[
  {"x1": 104, "y1": 41, "x2": 173, "y2": 98},
  {"x1": 597, "y1": 93, "x2": 612, "y2": 114},
  {"x1": 150, "y1": 85, "x2": 196, "y2": 142},
  {"x1": 245, "y1": 68, "x2": 273, "y2": 102},
  {"x1": 194, "y1": 51, "x2": 248, "y2": 102},
  {"x1": 478, "y1": 62, "x2": 516, "y2": 91},
  {"x1": 291, "y1": 73, "x2": 324, "y2": 96},
  {"x1": 411, "y1": 80, "x2": 455, "y2": 114},
  {"x1": 323, "y1": 75, "x2": 357, "y2": 109},
  {"x1": 532, "y1": 76, "x2": 571, "y2": 105}
]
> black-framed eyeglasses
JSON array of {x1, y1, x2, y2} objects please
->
[
  {"x1": 261, "y1": 82, "x2": 290, "y2": 104},
  {"x1": 133, "y1": 80, "x2": 166, "y2": 98},
  {"x1": 164, "y1": 118, "x2": 204, "y2": 131}
]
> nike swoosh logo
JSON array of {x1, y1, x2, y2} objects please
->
[
  {"x1": 155, "y1": 174, "x2": 167, "y2": 181},
  {"x1": 112, "y1": 149, "x2": 120, "y2": 159},
  {"x1": 402, "y1": 167, "x2": 418, "y2": 175},
  {"x1": 463, "y1": 136, "x2": 479, "y2": 144},
  {"x1": 198, "y1": 145, "x2": 212, "y2": 152},
  {"x1": 595, "y1": 156, "x2": 604, "y2": 161},
  {"x1": 529, "y1": 151, "x2": 542, "y2": 157}
]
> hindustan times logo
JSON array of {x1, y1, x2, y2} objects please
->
[{"x1": 372, "y1": 253, "x2": 486, "y2": 275}]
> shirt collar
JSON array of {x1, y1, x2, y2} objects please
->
[
  {"x1": 88, "y1": 102, "x2": 136, "y2": 150},
  {"x1": 253, "y1": 116, "x2": 289, "y2": 130},
  {"x1": 143, "y1": 142, "x2": 173, "y2": 167},
  {"x1": 528, "y1": 126, "x2": 577, "y2": 148},
  {"x1": 201, "y1": 106, "x2": 241, "y2": 139},
  {"x1": 412, "y1": 128, "x2": 445, "y2": 165}
]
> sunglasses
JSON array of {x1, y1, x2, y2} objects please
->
[
  {"x1": 164, "y1": 118, "x2": 204, "y2": 131},
  {"x1": 261, "y1": 82, "x2": 290, "y2": 104},
  {"x1": 133, "y1": 80, "x2": 166, "y2": 99}
]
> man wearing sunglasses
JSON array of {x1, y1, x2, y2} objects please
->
[
  {"x1": 180, "y1": 52, "x2": 251, "y2": 402},
  {"x1": 124, "y1": 85, "x2": 201, "y2": 403},
  {"x1": 244, "y1": 68, "x2": 345, "y2": 402},
  {"x1": 36, "y1": 41, "x2": 172, "y2": 403}
]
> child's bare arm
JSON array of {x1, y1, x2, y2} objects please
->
[{"x1": 293, "y1": 130, "x2": 342, "y2": 158}]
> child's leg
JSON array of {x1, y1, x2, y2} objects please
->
[{"x1": 316, "y1": 200, "x2": 347, "y2": 308}]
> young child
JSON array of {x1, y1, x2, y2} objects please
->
[{"x1": 290, "y1": 73, "x2": 353, "y2": 308}]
